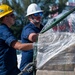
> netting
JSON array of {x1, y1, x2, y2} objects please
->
[{"x1": 36, "y1": 10, "x2": 75, "y2": 72}]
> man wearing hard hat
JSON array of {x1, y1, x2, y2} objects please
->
[
  {"x1": 20, "y1": 3, "x2": 43, "y2": 75},
  {"x1": 0, "y1": 4, "x2": 33, "y2": 75}
]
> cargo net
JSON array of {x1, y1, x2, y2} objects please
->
[{"x1": 36, "y1": 11, "x2": 75, "y2": 71}]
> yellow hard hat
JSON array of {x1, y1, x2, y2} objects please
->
[{"x1": 0, "y1": 4, "x2": 13, "y2": 18}]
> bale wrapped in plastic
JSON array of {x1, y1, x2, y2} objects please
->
[{"x1": 36, "y1": 11, "x2": 75, "y2": 75}]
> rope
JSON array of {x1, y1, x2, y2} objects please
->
[
  {"x1": 18, "y1": 42, "x2": 38, "y2": 75},
  {"x1": 18, "y1": 62, "x2": 34, "y2": 75}
]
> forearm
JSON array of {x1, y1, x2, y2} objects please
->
[
  {"x1": 11, "y1": 41, "x2": 33, "y2": 51},
  {"x1": 18, "y1": 43, "x2": 33, "y2": 50}
]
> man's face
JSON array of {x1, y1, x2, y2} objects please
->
[
  {"x1": 6, "y1": 12, "x2": 15, "y2": 26},
  {"x1": 30, "y1": 12, "x2": 43, "y2": 24}
]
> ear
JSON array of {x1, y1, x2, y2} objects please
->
[
  {"x1": 29, "y1": 15, "x2": 34, "y2": 20},
  {"x1": 28, "y1": 16, "x2": 31, "y2": 20}
]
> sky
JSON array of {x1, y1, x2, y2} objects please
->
[{"x1": 68, "y1": 0, "x2": 75, "y2": 2}]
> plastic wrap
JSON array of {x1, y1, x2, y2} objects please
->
[{"x1": 36, "y1": 11, "x2": 75, "y2": 71}]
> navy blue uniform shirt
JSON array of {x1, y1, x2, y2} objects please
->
[
  {"x1": 0, "y1": 24, "x2": 20, "y2": 75},
  {"x1": 20, "y1": 23, "x2": 43, "y2": 75}
]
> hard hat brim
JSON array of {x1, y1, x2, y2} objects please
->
[
  {"x1": 26, "y1": 10, "x2": 43, "y2": 16},
  {"x1": 0, "y1": 10, "x2": 13, "y2": 18}
]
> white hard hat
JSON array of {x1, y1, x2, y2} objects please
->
[{"x1": 26, "y1": 3, "x2": 43, "y2": 16}]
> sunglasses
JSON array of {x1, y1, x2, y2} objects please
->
[
  {"x1": 7, "y1": 14, "x2": 15, "y2": 17},
  {"x1": 33, "y1": 12, "x2": 43, "y2": 17}
]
